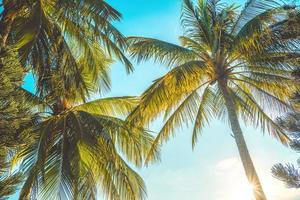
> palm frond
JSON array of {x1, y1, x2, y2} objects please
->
[
  {"x1": 232, "y1": 0, "x2": 281, "y2": 34},
  {"x1": 181, "y1": 0, "x2": 213, "y2": 48},
  {"x1": 128, "y1": 37, "x2": 199, "y2": 67},
  {"x1": 145, "y1": 89, "x2": 201, "y2": 164},
  {"x1": 231, "y1": 81, "x2": 290, "y2": 143},
  {"x1": 74, "y1": 96, "x2": 139, "y2": 117},
  {"x1": 192, "y1": 86, "x2": 216, "y2": 148},
  {"x1": 272, "y1": 163, "x2": 300, "y2": 188},
  {"x1": 127, "y1": 60, "x2": 211, "y2": 126},
  {"x1": 17, "y1": 108, "x2": 155, "y2": 200}
]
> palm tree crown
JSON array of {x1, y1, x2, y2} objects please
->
[
  {"x1": 3, "y1": 0, "x2": 133, "y2": 103},
  {"x1": 1, "y1": 1, "x2": 159, "y2": 199},
  {"x1": 16, "y1": 96, "x2": 157, "y2": 200},
  {"x1": 127, "y1": 0, "x2": 300, "y2": 199}
]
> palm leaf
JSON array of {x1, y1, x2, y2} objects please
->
[
  {"x1": 128, "y1": 37, "x2": 199, "y2": 66},
  {"x1": 74, "y1": 96, "x2": 139, "y2": 117}
]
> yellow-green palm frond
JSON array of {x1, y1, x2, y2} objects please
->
[
  {"x1": 181, "y1": 0, "x2": 237, "y2": 51},
  {"x1": 230, "y1": 83, "x2": 290, "y2": 143},
  {"x1": 79, "y1": 141, "x2": 146, "y2": 200},
  {"x1": 55, "y1": 0, "x2": 133, "y2": 72},
  {"x1": 127, "y1": 61, "x2": 213, "y2": 126},
  {"x1": 231, "y1": 5, "x2": 300, "y2": 61},
  {"x1": 129, "y1": 60, "x2": 215, "y2": 163},
  {"x1": 232, "y1": 8, "x2": 279, "y2": 55},
  {"x1": 16, "y1": 108, "x2": 156, "y2": 200},
  {"x1": 127, "y1": 37, "x2": 199, "y2": 67},
  {"x1": 181, "y1": 0, "x2": 213, "y2": 48},
  {"x1": 232, "y1": 74, "x2": 298, "y2": 105},
  {"x1": 8, "y1": 0, "x2": 132, "y2": 104},
  {"x1": 179, "y1": 36, "x2": 210, "y2": 57},
  {"x1": 145, "y1": 89, "x2": 202, "y2": 164},
  {"x1": 74, "y1": 96, "x2": 139, "y2": 117},
  {"x1": 232, "y1": 0, "x2": 281, "y2": 34},
  {"x1": 192, "y1": 86, "x2": 217, "y2": 148},
  {"x1": 245, "y1": 53, "x2": 300, "y2": 72},
  {"x1": 73, "y1": 41, "x2": 112, "y2": 97},
  {"x1": 0, "y1": 172, "x2": 23, "y2": 199}
]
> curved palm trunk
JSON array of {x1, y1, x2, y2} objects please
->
[{"x1": 219, "y1": 81, "x2": 267, "y2": 200}]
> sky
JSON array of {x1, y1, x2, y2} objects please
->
[{"x1": 19, "y1": 0, "x2": 300, "y2": 199}]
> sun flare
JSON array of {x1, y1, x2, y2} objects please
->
[
  {"x1": 232, "y1": 183, "x2": 255, "y2": 200},
  {"x1": 216, "y1": 158, "x2": 256, "y2": 200}
]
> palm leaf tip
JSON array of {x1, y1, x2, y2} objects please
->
[{"x1": 272, "y1": 163, "x2": 300, "y2": 188}]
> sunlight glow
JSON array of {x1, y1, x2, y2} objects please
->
[
  {"x1": 232, "y1": 183, "x2": 255, "y2": 200},
  {"x1": 215, "y1": 157, "x2": 256, "y2": 200}
]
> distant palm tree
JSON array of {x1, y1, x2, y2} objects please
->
[
  {"x1": 0, "y1": 46, "x2": 29, "y2": 200},
  {"x1": 272, "y1": 112, "x2": 300, "y2": 188},
  {"x1": 0, "y1": 3, "x2": 31, "y2": 199},
  {"x1": 1, "y1": 1, "x2": 159, "y2": 199},
  {"x1": 127, "y1": 0, "x2": 300, "y2": 199},
  {"x1": 15, "y1": 95, "x2": 156, "y2": 200}
]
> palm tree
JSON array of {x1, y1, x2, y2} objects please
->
[
  {"x1": 272, "y1": 69, "x2": 300, "y2": 188},
  {"x1": 0, "y1": 4, "x2": 32, "y2": 198},
  {"x1": 15, "y1": 95, "x2": 157, "y2": 200},
  {"x1": 1, "y1": 1, "x2": 159, "y2": 199},
  {"x1": 2, "y1": 0, "x2": 133, "y2": 95},
  {"x1": 127, "y1": 0, "x2": 300, "y2": 199},
  {"x1": 0, "y1": 46, "x2": 30, "y2": 200}
]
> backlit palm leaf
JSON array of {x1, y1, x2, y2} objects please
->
[
  {"x1": 16, "y1": 100, "x2": 157, "y2": 199},
  {"x1": 6, "y1": 0, "x2": 132, "y2": 103}
]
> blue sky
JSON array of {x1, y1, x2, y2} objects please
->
[{"x1": 19, "y1": 0, "x2": 300, "y2": 199}]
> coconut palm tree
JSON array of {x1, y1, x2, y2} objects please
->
[
  {"x1": 15, "y1": 94, "x2": 157, "y2": 200},
  {"x1": 12, "y1": 44, "x2": 157, "y2": 200},
  {"x1": 11, "y1": 39, "x2": 158, "y2": 199},
  {"x1": 0, "y1": 46, "x2": 30, "y2": 200},
  {"x1": 2, "y1": 0, "x2": 133, "y2": 96},
  {"x1": 127, "y1": 0, "x2": 300, "y2": 199},
  {"x1": 1, "y1": 1, "x2": 159, "y2": 199}
]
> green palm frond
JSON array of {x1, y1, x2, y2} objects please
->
[
  {"x1": 54, "y1": 0, "x2": 133, "y2": 73},
  {"x1": 181, "y1": 0, "x2": 213, "y2": 47},
  {"x1": 232, "y1": 0, "x2": 281, "y2": 34},
  {"x1": 145, "y1": 89, "x2": 201, "y2": 163},
  {"x1": 74, "y1": 96, "x2": 139, "y2": 117},
  {"x1": 127, "y1": 37, "x2": 199, "y2": 67},
  {"x1": 192, "y1": 86, "x2": 216, "y2": 148},
  {"x1": 20, "y1": 88, "x2": 52, "y2": 112},
  {"x1": 0, "y1": 172, "x2": 23, "y2": 199},
  {"x1": 0, "y1": 46, "x2": 31, "y2": 199},
  {"x1": 7, "y1": 0, "x2": 132, "y2": 104},
  {"x1": 16, "y1": 108, "x2": 156, "y2": 200},
  {"x1": 230, "y1": 82, "x2": 289, "y2": 143},
  {"x1": 127, "y1": 60, "x2": 212, "y2": 126}
]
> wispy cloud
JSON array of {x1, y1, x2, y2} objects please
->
[
  {"x1": 215, "y1": 157, "x2": 239, "y2": 171},
  {"x1": 214, "y1": 157, "x2": 300, "y2": 200}
]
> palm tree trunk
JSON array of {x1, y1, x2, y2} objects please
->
[{"x1": 218, "y1": 80, "x2": 267, "y2": 200}]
